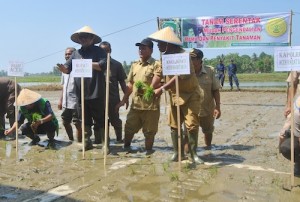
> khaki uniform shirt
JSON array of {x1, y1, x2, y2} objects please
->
[
  {"x1": 128, "y1": 57, "x2": 162, "y2": 110},
  {"x1": 197, "y1": 65, "x2": 221, "y2": 117}
]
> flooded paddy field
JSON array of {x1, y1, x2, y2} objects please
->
[{"x1": 1, "y1": 90, "x2": 300, "y2": 201}]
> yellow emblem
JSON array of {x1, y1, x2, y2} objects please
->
[{"x1": 266, "y1": 18, "x2": 287, "y2": 37}]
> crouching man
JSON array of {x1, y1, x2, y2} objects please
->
[{"x1": 4, "y1": 89, "x2": 58, "y2": 149}]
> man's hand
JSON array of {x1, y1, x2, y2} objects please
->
[
  {"x1": 57, "y1": 64, "x2": 69, "y2": 74},
  {"x1": 58, "y1": 100, "x2": 62, "y2": 110}
]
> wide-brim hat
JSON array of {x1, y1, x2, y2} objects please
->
[
  {"x1": 148, "y1": 27, "x2": 182, "y2": 46},
  {"x1": 17, "y1": 89, "x2": 41, "y2": 107},
  {"x1": 71, "y1": 26, "x2": 102, "y2": 44}
]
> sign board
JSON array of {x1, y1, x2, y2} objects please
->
[
  {"x1": 162, "y1": 53, "x2": 190, "y2": 75},
  {"x1": 72, "y1": 59, "x2": 92, "y2": 77},
  {"x1": 8, "y1": 61, "x2": 24, "y2": 77},
  {"x1": 160, "y1": 12, "x2": 291, "y2": 48},
  {"x1": 274, "y1": 46, "x2": 300, "y2": 71}
]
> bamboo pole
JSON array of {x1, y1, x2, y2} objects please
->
[
  {"x1": 175, "y1": 75, "x2": 181, "y2": 170},
  {"x1": 81, "y1": 77, "x2": 85, "y2": 159},
  {"x1": 14, "y1": 77, "x2": 18, "y2": 159},
  {"x1": 289, "y1": 10, "x2": 294, "y2": 188},
  {"x1": 104, "y1": 53, "x2": 111, "y2": 166}
]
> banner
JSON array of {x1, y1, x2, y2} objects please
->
[
  {"x1": 159, "y1": 12, "x2": 291, "y2": 48},
  {"x1": 274, "y1": 46, "x2": 300, "y2": 71}
]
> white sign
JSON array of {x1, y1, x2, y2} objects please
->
[
  {"x1": 8, "y1": 61, "x2": 24, "y2": 77},
  {"x1": 162, "y1": 53, "x2": 190, "y2": 75},
  {"x1": 274, "y1": 46, "x2": 300, "y2": 71},
  {"x1": 72, "y1": 59, "x2": 92, "y2": 77}
]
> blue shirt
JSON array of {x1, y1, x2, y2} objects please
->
[
  {"x1": 216, "y1": 63, "x2": 225, "y2": 73},
  {"x1": 227, "y1": 63, "x2": 237, "y2": 75}
]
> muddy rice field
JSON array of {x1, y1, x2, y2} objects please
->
[{"x1": 1, "y1": 89, "x2": 300, "y2": 202}]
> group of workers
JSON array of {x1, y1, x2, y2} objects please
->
[{"x1": 2, "y1": 25, "x2": 298, "y2": 169}]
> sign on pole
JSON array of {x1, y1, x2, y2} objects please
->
[
  {"x1": 8, "y1": 61, "x2": 24, "y2": 77},
  {"x1": 162, "y1": 53, "x2": 190, "y2": 75},
  {"x1": 71, "y1": 59, "x2": 92, "y2": 158},
  {"x1": 274, "y1": 46, "x2": 300, "y2": 71}
]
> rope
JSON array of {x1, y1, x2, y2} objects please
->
[{"x1": 24, "y1": 18, "x2": 156, "y2": 65}]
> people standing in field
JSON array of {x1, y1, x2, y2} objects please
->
[
  {"x1": 57, "y1": 26, "x2": 108, "y2": 152},
  {"x1": 4, "y1": 89, "x2": 58, "y2": 149},
  {"x1": 0, "y1": 78, "x2": 21, "y2": 140},
  {"x1": 99, "y1": 41, "x2": 128, "y2": 143},
  {"x1": 227, "y1": 59, "x2": 240, "y2": 91},
  {"x1": 58, "y1": 47, "x2": 82, "y2": 142},
  {"x1": 216, "y1": 59, "x2": 226, "y2": 88},
  {"x1": 116, "y1": 38, "x2": 162, "y2": 155},
  {"x1": 186, "y1": 48, "x2": 221, "y2": 149},
  {"x1": 148, "y1": 27, "x2": 204, "y2": 164},
  {"x1": 279, "y1": 71, "x2": 300, "y2": 176}
]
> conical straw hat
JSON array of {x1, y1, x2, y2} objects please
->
[
  {"x1": 71, "y1": 25, "x2": 102, "y2": 44},
  {"x1": 17, "y1": 89, "x2": 42, "y2": 107},
  {"x1": 148, "y1": 27, "x2": 182, "y2": 46}
]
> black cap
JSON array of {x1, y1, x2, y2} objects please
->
[
  {"x1": 190, "y1": 48, "x2": 204, "y2": 59},
  {"x1": 135, "y1": 38, "x2": 153, "y2": 49}
]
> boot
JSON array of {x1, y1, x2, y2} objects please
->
[
  {"x1": 63, "y1": 122, "x2": 74, "y2": 141},
  {"x1": 75, "y1": 123, "x2": 82, "y2": 142},
  {"x1": 204, "y1": 133, "x2": 213, "y2": 147},
  {"x1": 188, "y1": 131, "x2": 204, "y2": 164},
  {"x1": 295, "y1": 162, "x2": 300, "y2": 177},
  {"x1": 84, "y1": 126, "x2": 93, "y2": 151},
  {"x1": 93, "y1": 128, "x2": 103, "y2": 144},
  {"x1": 170, "y1": 128, "x2": 184, "y2": 162},
  {"x1": 28, "y1": 134, "x2": 40, "y2": 146},
  {"x1": 115, "y1": 127, "x2": 123, "y2": 143},
  {"x1": 46, "y1": 131, "x2": 56, "y2": 150},
  {"x1": 101, "y1": 128, "x2": 110, "y2": 155},
  {"x1": 145, "y1": 135, "x2": 155, "y2": 155},
  {"x1": 123, "y1": 133, "x2": 134, "y2": 150}
]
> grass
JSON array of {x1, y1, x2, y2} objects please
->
[
  {"x1": 234, "y1": 72, "x2": 288, "y2": 82},
  {"x1": 8, "y1": 75, "x2": 61, "y2": 83}
]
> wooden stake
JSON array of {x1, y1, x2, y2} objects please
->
[
  {"x1": 81, "y1": 77, "x2": 85, "y2": 159},
  {"x1": 104, "y1": 53, "x2": 111, "y2": 166},
  {"x1": 175, "y1": 75, "x2": 181, "y2": 170}
]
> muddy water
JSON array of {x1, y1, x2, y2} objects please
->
[{"x1": 1, "y1": 91, "x2": 300, "y2": 201}]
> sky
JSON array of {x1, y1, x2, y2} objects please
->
[{"x1": 0, "y1": 0, "x2": 299, "y2": 73}]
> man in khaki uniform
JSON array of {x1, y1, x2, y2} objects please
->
[
  {"x1": 189, "y1": 48, "x2": 221, "y2": 148},
  {"x1": 116, "y1": 38, "x2": 162, "y2": 154},
  {"x1": 148, "y1": 27, "x2": 203, "y2": 164}
]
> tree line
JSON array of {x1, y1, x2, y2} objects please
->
[{"x1": 0, "y1": 52, "x2": 274, "y2": 77}]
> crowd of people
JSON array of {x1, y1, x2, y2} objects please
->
[{"x1": 1, "y1": 25, "x2": 298, "y2": 170}]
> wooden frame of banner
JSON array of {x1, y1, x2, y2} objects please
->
[
  {"x1": 104, "y1": 53, "x2": 111, "y2": 165},
  {"x1": 81, "y1": 77, "x2": 85, "y2": 159}
]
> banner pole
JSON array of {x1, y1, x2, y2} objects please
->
[
  {"x1": 81, "y1": 77, "x2": 85, "y2": 159},
  {"x1": 289, "y1": 10, "x2": 294, "y2": 188},
  {"x1": 14, "y1": 77, "x2": 18, "y2": 160},
  {"x1": 104, "y1": 53, "x2": 111, "y2": 166}
]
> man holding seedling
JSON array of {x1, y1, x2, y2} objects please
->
[
  {"x1": 116, "y1": 38, "x2": 162, "y2": 155},
  {"x1": 4, "y1": 89, "x2": 58, "y2": 149}
]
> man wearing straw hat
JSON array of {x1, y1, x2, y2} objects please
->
[
  {"x1": 0, "y1": 78, "x2": 21, "y2": 140},
  {"x1": 57, "y1": 26, "x2": 108, "y2": 152},
  {"x1": 148, "y1": 27, "x2": 204, "y2": 164},
  {"x1": 116, "y1": 38, "x2": 162, "y2": 154},
  {"x1": 4, "y1": 89, "x2": 58, "y2": 149}
]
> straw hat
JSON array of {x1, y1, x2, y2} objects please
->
[
  {"x1": 71, "y1": 26, "x2": 102, "y2": 44},
  {"x1": 148, "y1": 27, "x2": 182, "y2": 46},
  {"x1": 17, "y1": 89, "x2": 41, "y2": 107}
]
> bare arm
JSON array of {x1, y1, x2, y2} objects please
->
[{"x1": 213, "y1": 89, "x2": 221, "y2": 119}]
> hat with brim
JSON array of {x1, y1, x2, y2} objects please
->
[
  {"x1": 148, "y1": 27, "x2": 182, "y2": 46},
  {"x1": 17, "y1": 89, "x2": 41, "y2": 107},
  {"x1": 71, "y1": 26, "x2": 102, "y2": 44}
]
